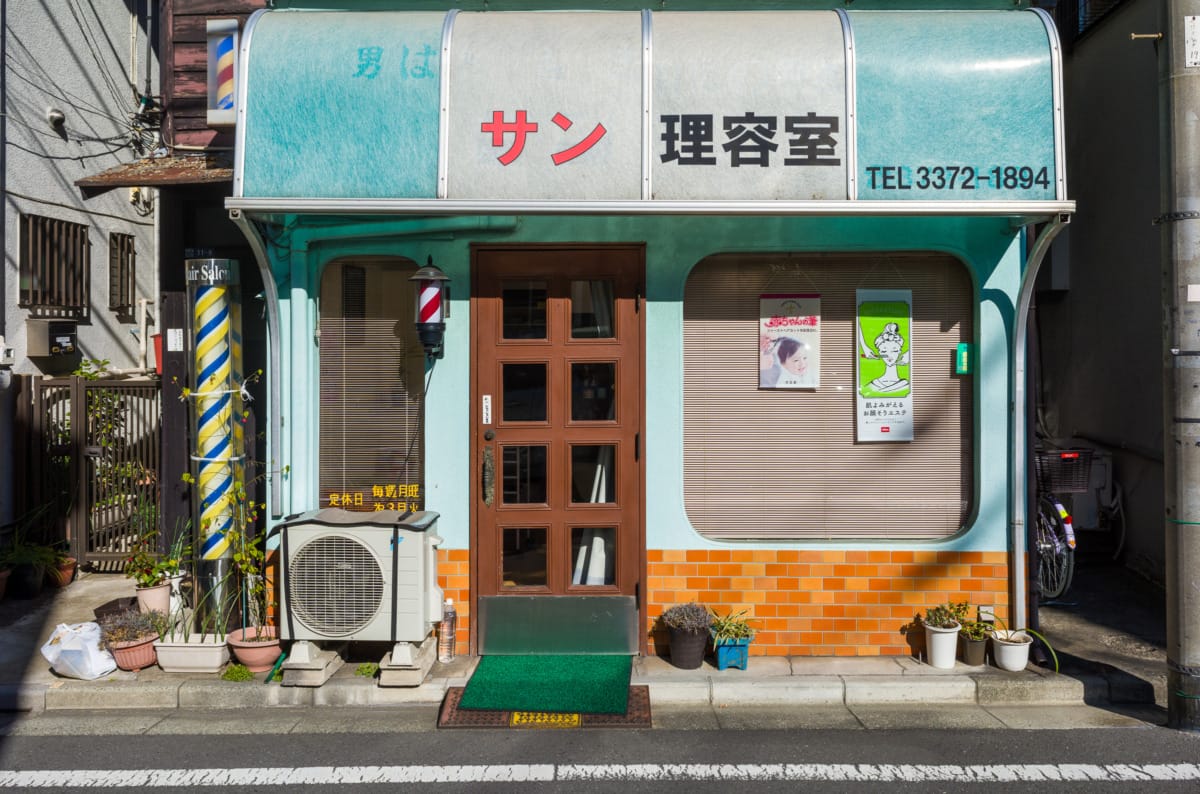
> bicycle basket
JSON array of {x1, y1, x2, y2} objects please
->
[{"x1": 1034, "y1": 448, "x2": 1094, "y2": 493}]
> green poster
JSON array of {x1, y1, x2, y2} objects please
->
[{"x1": 856, "y1": 290, "x2": 913, "y2": 442}]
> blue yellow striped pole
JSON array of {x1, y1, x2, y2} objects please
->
[{"x1": 187, "y1": 260, "x2": 241, "y2": 567}]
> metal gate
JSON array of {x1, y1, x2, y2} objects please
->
[{"x1": 16, "y1": 375, "x2": 161, "y2": 567}]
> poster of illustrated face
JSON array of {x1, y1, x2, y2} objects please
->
[
  {"x1": 759, "y1": 294, "x2": 820, "y2": 389},
  {"x1": 856, "y1": 289, "x2": 913, "y2": 442}
]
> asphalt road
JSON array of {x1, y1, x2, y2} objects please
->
[{"x1": 0, "y1": 707, "x2": 1198, "y2": 792}]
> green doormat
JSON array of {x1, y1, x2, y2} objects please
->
[{"x1": 458, "y1": 655, "x2": 632, "y2": 715}]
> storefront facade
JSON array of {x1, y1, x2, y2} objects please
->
[{"x1": 227, "y1": 4, "x2": 1072, "y2": 657}]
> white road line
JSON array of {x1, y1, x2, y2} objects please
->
[{"x1": 0, "y1": 763, "x2": 1198, "y2": 787}]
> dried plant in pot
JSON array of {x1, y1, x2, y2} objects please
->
[
  {"x1": 660, "y1": 602, "x2": 711, "y2": 670},
  {"x1": 100, "y1": 607, "x2": 163, "y2": 672}
]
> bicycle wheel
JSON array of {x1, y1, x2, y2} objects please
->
[{"x1": 1036, "y1": 495, "x2": 1075, "y2": 600}]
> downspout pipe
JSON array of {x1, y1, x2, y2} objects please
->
[
  {"x1": 1011, "y1": 212, "x2": 1071, "y2": 629},
  {"x1": 227, "y1": 211, "x2": 518, "y2": 514}
]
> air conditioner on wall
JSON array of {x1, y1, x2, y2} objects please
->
[{"x1": 269, "y1": 508, "x2": 443, "y2": 645}]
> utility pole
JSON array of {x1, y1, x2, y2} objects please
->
[{"x1": 1164, "y1": 0, "x2": 1200, "y2": 732}]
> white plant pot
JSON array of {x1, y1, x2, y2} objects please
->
[
  {"x1": 153, "y1": 634, "x2": 230, "y2": 674},
  {"x1": 991, "y1": 630, "x2": 1032, "y2": 671},
  {"x1": 924, "y1": 623, "x2": 961, "y2": 669},
  {"x1": 167, "y1": 574, "x2": 187, "y2": 618}
]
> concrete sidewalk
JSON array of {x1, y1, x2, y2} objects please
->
[{"x1": 0, "y1": 565, "x2": 1167, "y2": 721}]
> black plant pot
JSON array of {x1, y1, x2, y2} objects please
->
[
  {"x1": 960, "y1": 634, "x2": 988, "y2": 666},
  {"x1": 668, "y1": 628, "x2": 708, "y2": 670},
  {"x1": 7, "y1": 564, "x2": 44, "y2": 599}
]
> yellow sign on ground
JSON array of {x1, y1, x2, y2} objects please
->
[{"x1": 510, "y1": 712, "x2": 581, "y2": 728}]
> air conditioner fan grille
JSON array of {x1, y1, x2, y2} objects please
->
[{"x1": 290, "y1": 535, "x2": 385, "y2": 636}]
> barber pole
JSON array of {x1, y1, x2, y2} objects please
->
[{"x1": 410, "y1": 258, "x2": 450, "y2": 359}]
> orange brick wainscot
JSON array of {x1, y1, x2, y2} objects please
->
[{"x1": 646, "y1": 549, "x2": 1010, "y2": 658}]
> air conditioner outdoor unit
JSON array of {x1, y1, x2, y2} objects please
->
[{"x1": 269, "y1": 508, "x2": 443, "y2": 644}]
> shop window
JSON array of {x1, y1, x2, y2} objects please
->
[
  {"x1": 108, "y1": 233, "x2": 136, "y2": 314},
  {"x1": 318, "y1": 258, "x2": 425, "y2": 512},
  {"x1": 18, "y1": 213, "x2": 90, "y2": 319},
  {"x1": 682, "y1": 253, "x2": 973, "y2": 540}
]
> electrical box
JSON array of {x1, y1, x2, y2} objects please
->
[{"x1": 27, "y1": 319, "x2": 77, "y2": 356}]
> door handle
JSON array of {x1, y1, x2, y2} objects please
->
[{"x1": 482, "y1": 445, "x2": 495, "y2": 506}]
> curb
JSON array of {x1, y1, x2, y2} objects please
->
[{"x1": 0, "y1": 667, "x2": 1149, "y2": 714}]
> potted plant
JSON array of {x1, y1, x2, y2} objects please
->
[
  {"x1": 153, "y1": 574, "x2": 232, "y2": 674},
  {"x1": 124, "y1": 531, "x2": 170, "y2": 614},
  {"x1": 989, "y1": 616, "x2": 1059, "y2": 673},
  {"x1": 47, "y1": 546, "x2": 78, "y2": 588},
  {"x1": 958, "y1": 618, "x2": 992, "y2": 666},
  {"x1": 922, "y1": 601, "x2": 966, "y2": 669},
  {"x1": 1, "y1": 540, "x2": 57, "y2": 599},
  {"x1": 100, "y1": 607, "x2": 163, "y2": 672},
  {"x1": 660, "y1": 602, "x2": 711, "y2": 670},
  {"x1": 226, "y1": 530, "x2": 282, "y2": 673},
  {"x1": 709, "y1": 608, "x2": 755, "y2": 671}
]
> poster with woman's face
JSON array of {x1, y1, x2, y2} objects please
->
[
  {"x1": 856, "y1": 289, "x2": 913, "y2": 442},
  {"x1": 759, "y1": 294, "x2": 820, "y2": 389}
]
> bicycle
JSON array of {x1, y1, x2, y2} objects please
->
[
  {"x1": 1033, "y1": 447, "x2": 1091, "y2": 600},
  {"x1": 1035, "y1": 492, "x2": 1076, "y2": 600}
]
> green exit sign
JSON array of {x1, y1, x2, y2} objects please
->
[{"x1": 955, "y1": 343, "x2": 972, "y2": 375}]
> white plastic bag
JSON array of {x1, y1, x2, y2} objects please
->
[{"x1": 40, "y1": 622, "x2": 117, "y2": 680}]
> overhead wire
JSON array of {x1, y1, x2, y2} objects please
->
[{"x1": 65, "y1": 0, "x2": 136, "y2": 110}]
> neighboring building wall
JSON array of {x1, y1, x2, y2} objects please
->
[
  {"x1": 162, "y1": 1, "x2": 265, "y2": 151},
  {"x1": 3, "y1": 1, "x2": 159, "y2": 376},
  {"x1": 2, "y1": 1, "x2": 158, "y2": 527},
  {"x1": 1044, "y1": 0, "x2": 1164, "y2": 581}
]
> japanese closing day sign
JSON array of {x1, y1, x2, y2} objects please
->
[
  {"x1": 856, "y1": 290, "x2": 913, "y2": 442},
  {"x1": 760, "y1": 294, "x2": 821, "y2": 389}
]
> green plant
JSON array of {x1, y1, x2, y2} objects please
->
[
  {"x1": 708, "y1": 608, "x2": 755, "y2": 642},
  {"x1": 661, "y1": 602, "x2": 711, "y2": 633},
  {"x1": 356, "y1": 662, "x2": 380, "y2": 678},
  {"x1": 221, "y1": 663, "x2": 254, "y2": 682},
  {"x1": 99, "y1": 608, "x2": 162, "y2": 647},
  {"x1": 1, "y1": 540, "x2": 57, "y2": 573},
  {"x1": 961, "y1": 620, "x2": 993, "y2": 641},
  {"x1": 991, "y1": 615, "x2": 1059, "y2": 673},
  {"x1": 123, "y1": 531, "x2": 169, "y2": 588},
  {"x1": 923, "y1": 601, "x2": 966, "y2": 630}
]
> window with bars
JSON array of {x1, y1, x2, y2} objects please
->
[
  {"x1": 109, "y1": 233, "x2": 136, "y2": 314},
  {"x1": 18, "y1": 214, "x2": 91, "y2": 319}
]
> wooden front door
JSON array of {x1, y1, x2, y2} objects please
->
[{"x1": 472, "y1": 245, "x2": 644, "y2": 615}]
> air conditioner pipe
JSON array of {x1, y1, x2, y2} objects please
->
[{"x1": 107, "y1": 298, "x2": 156, "y2": 376}]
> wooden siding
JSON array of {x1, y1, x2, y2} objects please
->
[{"x1": 162, "y1": 1, "x2": 266, "y2": 151}]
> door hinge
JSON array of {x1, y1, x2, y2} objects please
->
[{"x1": 634, "y1": 432, "x2": 640, "y2": 462}]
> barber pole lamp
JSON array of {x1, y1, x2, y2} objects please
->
[
  {"x1": 410, "y1": 258, "x2": 450, "y2": 359},
  {"x1": 186, "y1": 259, "x2": 244, "y2": 627}
]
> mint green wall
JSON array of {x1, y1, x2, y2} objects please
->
[{"x1": 264, "y1": 214, "x2": 1021, "y2": 553}]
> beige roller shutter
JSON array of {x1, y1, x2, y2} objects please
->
[
  {"x1": 683, "y1": 253, "x2": 973, "y2": 540},
  {"x1": 319, "y1": 258, "x2": 426, "y2": 511}
]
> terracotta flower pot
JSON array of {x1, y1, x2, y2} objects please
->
[
  {"x1": 47, "y1": 557, "x2": 77, "y2": 588},
  {"x1": 227, "y1": 626, "x2": 282, "y2": 673},
  {"x1": 136, "y1": 581, "x2": 170, "y2": 614},
  {"x1": 109, "y1": 634, "x2": 158, "y2": 672}
]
